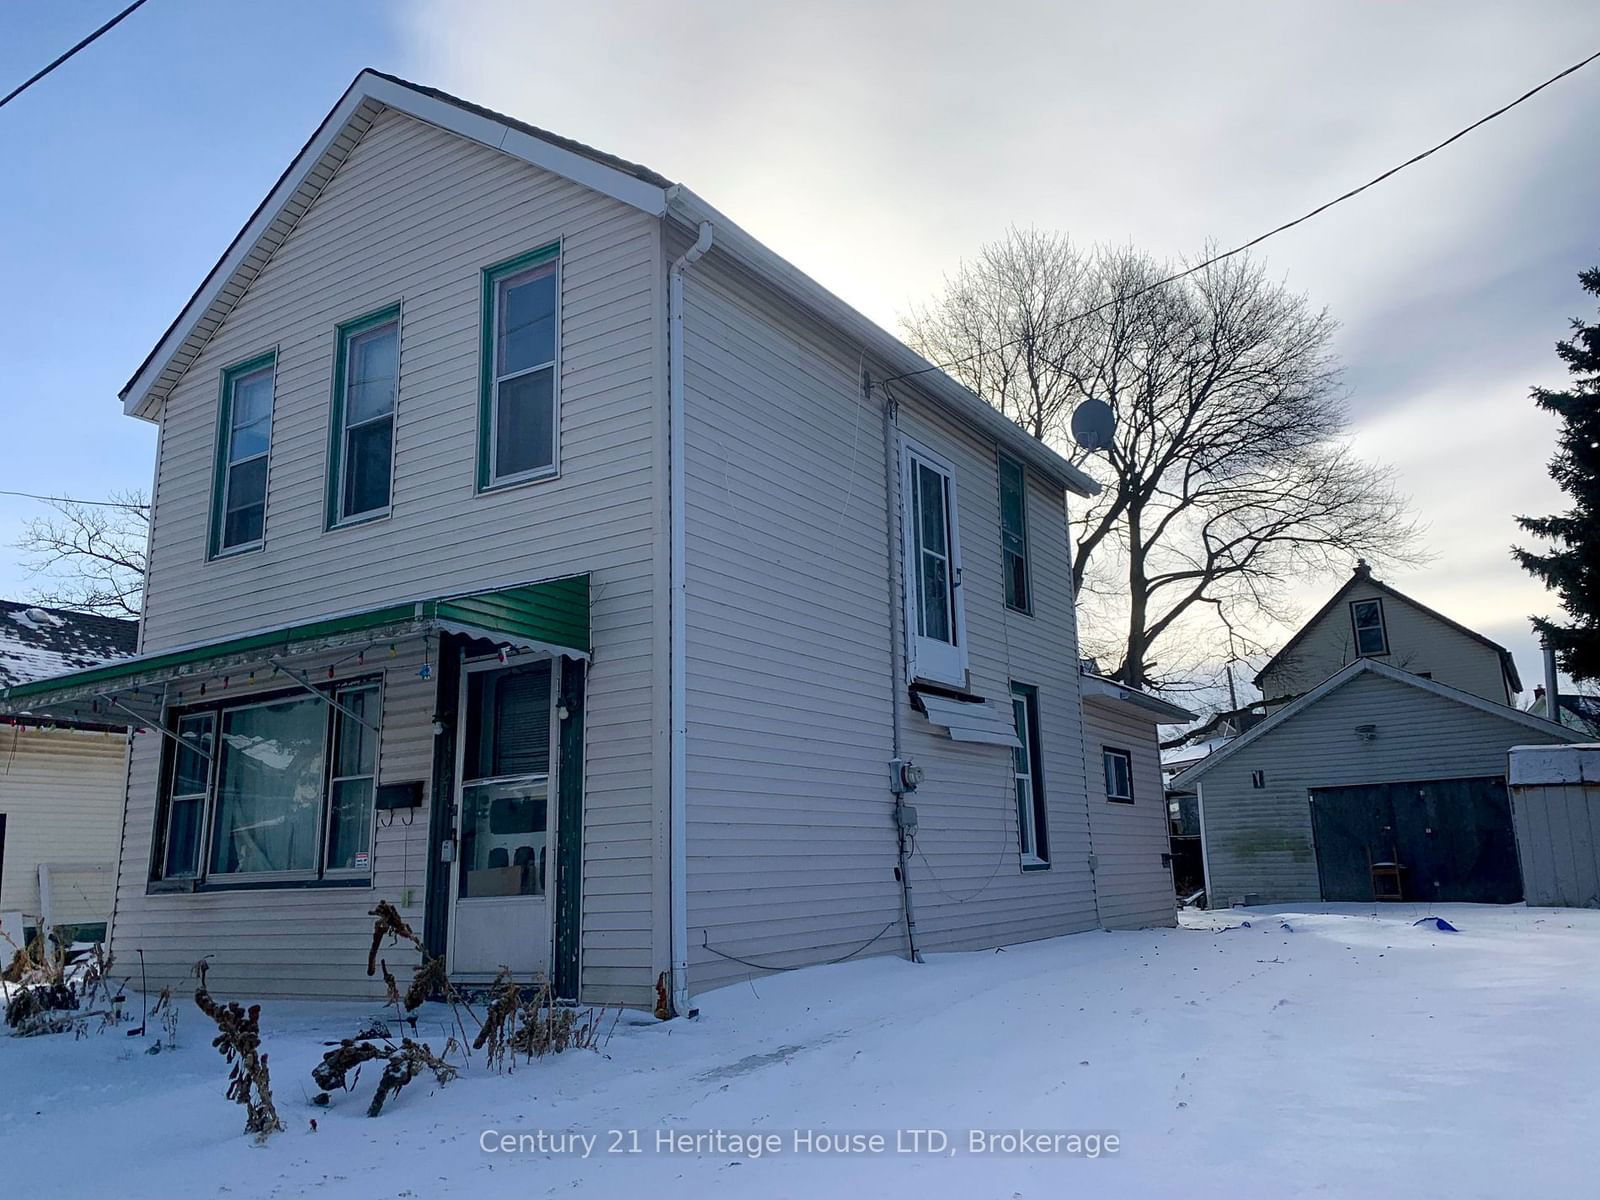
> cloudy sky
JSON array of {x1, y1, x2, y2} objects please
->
[{"x1": 2, "y1": 1, "x2": 1597, "y2": 698}]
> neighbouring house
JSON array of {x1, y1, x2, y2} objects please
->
[
  {"x1": 1172, "y1": 562, "x2": 1582, "y2": 907},
  {"x1": 0, "y1": 601, "x2": 137, "y2": 949},
  {"x1": 0, "y1": 71, "x2": 1188, "y2": 1009},
  {"x1": 1254, "y1": 558, "x2": 1522, "y2": 705},
  {"x1": 1526, "y1": 688, "x2": 1600, "y2": 737}
]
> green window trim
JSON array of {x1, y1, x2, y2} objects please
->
[
  {"x1": 1010, "y1": 681, "x2": 1050, "y2": 866},
  {"x1": 477, "y1": 242, "x2": 561, "y2": 492},
  {"x1": 326, "y1": 304, "x2": 403, "y2": 530},
  {"x1": 208, "y1": 350, "x2": 278, "y2": 560},
  {"x1": 998, "y1": 453, "x2": 1032, "y2": 614}
]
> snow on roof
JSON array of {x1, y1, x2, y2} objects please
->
[{"x1": 0, "y1": 600, "x2": 138, "y2": 690}]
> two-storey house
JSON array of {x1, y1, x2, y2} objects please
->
[
  {"x1": 1173, "y1": 561, "x2": 1579, "y2": 908},
  {"x1": 2, "y1": 72, "x2": 1187, "y2": 1010}
]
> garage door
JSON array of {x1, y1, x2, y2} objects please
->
[{"x1": 1308, "y1": 776, "x2": 1522, "y2": 903}]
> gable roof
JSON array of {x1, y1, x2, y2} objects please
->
[
  {"x1": 120, "y1": 70, "x2": 1099, "y2": 500},
  {"x1": 0, "y1": 601, "x2": 138, "y2": 690},
  {"x1": 1254, "y1": 562, "x2": 1522, "y2": 694},
  {"x1": 1173, "y1": 657, "x2": 1579, "y2": 788}
]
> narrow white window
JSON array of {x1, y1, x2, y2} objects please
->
[
  {"x1": 481, "y1": 246, "x2": 559, "y2": 489},
  {"x1": 212, "y1": 353, "x2": 275, "y2": 555},
  {"x1": 902, "y1": 441, "x2": 966, "y2": 685},
  {"x1": 330, "y1": 308, "x2": 400, "y2": 525},
  {"x1": 1012, "y1": 682, "x2": 1049, "y2": 866},
  {"x1": 1350, "y1": 599, "x2": 1389, "y2": 656}
]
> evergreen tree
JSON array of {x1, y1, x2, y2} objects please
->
[{"x1": 1514, "y1": 265, "x2": 1600, "y2": 681}]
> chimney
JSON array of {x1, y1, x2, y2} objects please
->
[{"x1": 1542, "y1": 638, "x2": 1561, "y2": 725}]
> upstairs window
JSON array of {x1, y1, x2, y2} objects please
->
[
  {"x1": 998, "y1": 453, "x2": 1031, "y2": 613},
  {"x1": 328, "y1": 307, "x2": 400, "y2": 526},
  {"x1": 480, "y1": 245, "x2": 560, "y2": 489},
  {"x1": 1350, "y1": 598, "x2": 1389, "y2": 656},
  {"x1": 902, "y1": 441, "x2": 967, "y2": 686},
  {"x1": 210, "y1": 352, "x2": 276, "y2": 556}
]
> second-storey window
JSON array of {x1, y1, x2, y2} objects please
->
[
  {"x1": 1350, "y1": 598, "x2": 1389, "y2": 656},
  {"x1": 329, "y1": 307, "x2": 400, "y2": 525},
  {"x1": 211, "y1": 353, "x2": 276, "y2": 556},
  {"x1": 902, "y1": 441, "x2": 967, "y2": 686},
  {"x1": 998, "y1": 453, "x2": 1031, "y2": 613},
  {"x1": 480, "y1": 245, "x2": 559, "y2": 489}
]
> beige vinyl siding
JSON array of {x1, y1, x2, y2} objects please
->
[
  {"x1": 1259, "y1": 585, "x2": 1512, "y2": 704},
  {"x1": 678, "y1": 248, "x2": 1098, "y2": 992},
  {"x1": 108, "y1": 641, "x2": 434, "y2": 1000},
  {"x1": 1081, "y1": 700, "x2": 1176, "y2": 929},
  {"x1": 679, "y1": 251, "x2": 902, "y2": 992},
  {"x1": 132, "y1": 107, "x2": 663, "y2": 1005},
  {"x1": 0, "y1": 726, "x2": 127, "y2": 926},
  {"x1": 892, "y1": 401, "x2": 1099, "y2": 951},
  {"x1": 1198, "y1": 671, "x2": 1573, "y2": 905}
]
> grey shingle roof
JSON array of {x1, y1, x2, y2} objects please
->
[{"x1": 0, "y1": 601, "x2": 138, "y2": 689}]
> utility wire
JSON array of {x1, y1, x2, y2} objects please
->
[
  {"x1": 0, "y1": 0, "x2": 152, "y2": 111},
  {"x1": 0, "y1": 490, "x2": 148, "y2": 509},
  {"x1": 881, "y1": 47, "x2": 1600, "y2": 387}
]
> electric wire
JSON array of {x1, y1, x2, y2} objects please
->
[
  {"x1": 878, "y1": 47, "x2": 1600, "y2": 388},
  {"x1": 0, "y1": 1, "x2": 153, "y2": 111}
]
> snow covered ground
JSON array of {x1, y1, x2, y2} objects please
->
[{"x1": 4, "y1": 903, "x2": 1598, "y2": 1199}]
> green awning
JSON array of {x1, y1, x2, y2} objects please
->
[{"x1": 1, "y1": 574, "x2": 589, "y2": 709}]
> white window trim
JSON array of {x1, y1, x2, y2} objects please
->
[
  {"x1": 161, "y1": 712, "x2": 215, "y2": 880},
  {"x1": 1104, "y1": 747, "x2": 1135, "y2": 803},
  {"x1": 1349, "y1": 598, "x2": 1389, "y2": 657},
  {"x1": 900, "y1": 438, "x2": 968, "y2": 687},
  {"x1": 323, "y1": 679, "x2": 384, "y2": 878},
  {"x1": 485, "y1": 256, "x2": 562, "y2": 490},
  {"x1": 214, "y1": 357, "x2": 278, "y2": 558}
]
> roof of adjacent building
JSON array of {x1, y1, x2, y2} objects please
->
[
  {"x1": 1254, "y1": 560, "x2": 1522, "y2": 694},
  {"x1": 1172, "y1": 657, "x2": 1580, "y2": 789},
  {"x1": 0, "y1": 601, "x2": 138, "y2": 690},
  {"x1": 118, "y1": 69, "x2": 1100, "y2": 499}
]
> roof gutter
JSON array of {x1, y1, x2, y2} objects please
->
[
  {"x1": 662, "y1": 187, "x2": 1100, "y2": 500},
  {"x1": 666, "y1": 218, "x2": 714, "y2": 1018}
]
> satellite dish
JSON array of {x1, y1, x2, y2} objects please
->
[{"x1": 1071, "y1": 398, "x2": 1115, "y2": 452}]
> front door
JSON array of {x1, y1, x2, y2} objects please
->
[{"x1": 449, "y1": 658, "x2": 557, "y2": 978}]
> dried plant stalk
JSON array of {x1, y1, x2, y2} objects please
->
[{"x1": 193, "y1": 961, "x2": 283, "y2": 1141}]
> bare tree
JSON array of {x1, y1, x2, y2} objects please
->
[
  {"x1": 906, "y1": 231, "x2": 1422, "y2": 689},
  {"x1": 15, "y1": 490, "x2": 149, "y2": 618}
]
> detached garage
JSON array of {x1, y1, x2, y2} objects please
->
[{"x1": 1171, "y1": 659, "x2": 1582, "y2": 908}]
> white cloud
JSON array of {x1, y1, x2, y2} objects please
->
[{"x1": 397, "y1": 0, "x2": 1600, "y2": 694}]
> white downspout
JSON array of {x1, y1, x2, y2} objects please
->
[{"x1": 668, "y1": 218, "x2": 713, "y2": 1017}]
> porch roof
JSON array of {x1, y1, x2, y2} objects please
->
[{"x1": 0, "y1": 575, "x2": 589, "y2": 718}]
